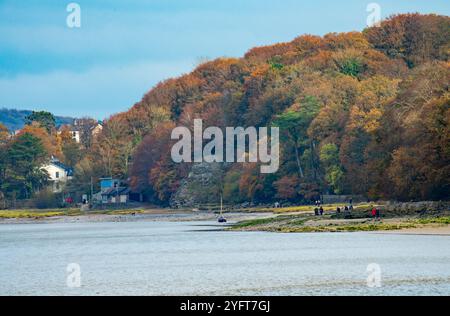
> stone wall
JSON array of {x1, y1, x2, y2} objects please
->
[{"x1": 321, "y1": 194, "x2": 366, "y2": 204}]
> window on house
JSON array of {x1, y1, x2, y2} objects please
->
[{"x1": 55, "y1": 171, "x2": 59, "y2": 179}]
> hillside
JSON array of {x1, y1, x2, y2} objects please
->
[
  {"x1": 77, "y1": 13, "x2": 449, "y2": 206},
  {"x1": 5, "y1": 13, "x2": 446, "y2": 206},
  {"x1": 0, "y1": 108, "x2": 75, "y2": 132}
]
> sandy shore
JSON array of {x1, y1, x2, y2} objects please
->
[
  {"x1": 1, "y1": 208, "x2": 449, "y2": 236},
  {"x1": 0, "y1": 210, "x2": 272, "y2": 225},
  {"x1": 373, "y1": 225, "x2": 450, "y2": 236}
]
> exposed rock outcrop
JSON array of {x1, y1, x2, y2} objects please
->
[{"x1": 170, "y1": 161, "x2": 224, "y2": 208}]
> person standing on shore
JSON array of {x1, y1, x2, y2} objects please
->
[
  {"x1": 371, "y1": 206, "x2": 377, "y2": 220},
  {"x1": 376, "y1": 208, "x2": 381, "y2": 220}
]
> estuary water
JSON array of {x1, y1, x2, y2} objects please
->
[{"x1": 0, "y1": 220, "x2": 449, "y2": 295}]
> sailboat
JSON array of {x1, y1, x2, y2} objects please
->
[{"x1": 218, "y1": 195, "x2": 227, "y2": 223}]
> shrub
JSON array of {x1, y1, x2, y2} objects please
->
[{"x1": 31, "y1": 190, "x2": 62, "y2": 209}]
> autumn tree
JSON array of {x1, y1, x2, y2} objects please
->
[
  {"x1": 274, "y1": 176, "x2": 299, "y2": 200},
  {"x1": 364, "y1": 14, "x2": 450, "y2": 67},
  {"x1": 77, "y1": 13, "x2": 450, "y2": 204}
]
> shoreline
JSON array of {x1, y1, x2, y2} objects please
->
[
  {"x1": 371, "y1": 225, "x2": 450, "y2": 236},
  {"x1": 0, "y1": 209, "x2": 272, "y2": 225},
  {"x1": 1, "y1": 204, "x2": 449, "y2": 236},
  {"x1": 225, "y1": 205, "x2": 450, "y2": 235}
]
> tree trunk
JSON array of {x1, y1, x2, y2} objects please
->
[{"x1": 294, "y1": 145, "x2": 304, "y2": 178}]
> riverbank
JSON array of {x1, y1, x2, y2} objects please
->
[
  {"x1": 1, "y1": 201, "x2": 449, "y2": 235},
  {"x1": 228, "y1": 212, "x2": 450, "y2": 234},
  {"x1": 0, "y1": 207, "x2": 271, "y2": 224}
]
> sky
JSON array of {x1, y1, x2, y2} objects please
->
[{"x1": 0, "y1": 0, "x2": 449, "y2": 119}]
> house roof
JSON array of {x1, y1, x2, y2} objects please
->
[
  {"x1": 49, "y1": 159, "x2": 74, "y2": 176},
  {"x1": 101, "y1": 187, "x2": 130, "y2": 197}
]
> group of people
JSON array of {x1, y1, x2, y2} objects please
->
[
  {"x1": 313, "y1": 200, "x2": 324, "y2": 216},
  {"x1": 314, "y1": 206, "x2": 324, "y2": 216},
  {"x1": 336, "y1": 204, "x2": 353, "y2": 218},
  {"x1": 336, "y1": 204, "x2": 353, "y2": 213},
  {"x1": 312, "y1": 198, "x2": 382, "y2": 220},
  {"x1": 313, "y1": 199, "x2": 356, "y2": 218}
]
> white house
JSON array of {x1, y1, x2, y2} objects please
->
[
  {"x1": 60, "y1": 120, "x2": 102, "y2": 144},
  {"x1": 41, "y1": 158, "x2": 73, "y2": 192},
  {"x1": 91, "y1": 123, "x2": 103, "y2": 136},
  {"x1": 70, "y1": 130, "x2": 81, "y2": 143}
]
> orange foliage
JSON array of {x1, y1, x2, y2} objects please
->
[{"x1": 18, "y1": 123, "x2": 61, "y2": 158}]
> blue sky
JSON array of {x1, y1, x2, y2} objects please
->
[{"x1": 0, "y1": 0, "x2": 448, "y2": 119}]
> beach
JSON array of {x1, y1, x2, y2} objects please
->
[{"x1": 1, "y1": 205, "x2": 449, "y2": 236}]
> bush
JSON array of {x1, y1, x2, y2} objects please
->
[{"x1": 31, "y1": 190, "x2": 62, "y2": 209}]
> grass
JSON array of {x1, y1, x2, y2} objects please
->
[
  {"x1": 230, "y1": 213, "x2": 450, "y2": 233},
  {"x1": 0, "y1": 208, "x2": 82, "y2": 218},
  {"x1": 108, "y1": 209, "x2": 144, "y2": 215},
  {"x1": 276, "y1": 222, "x2": 418, "y2": 233},
  {"x1": 233, "y1": 202, "x2": 379, "y2": 214},
  {"x1": 0, "y1": 208, "x2": 146, "y2": 219},
  {"x1": 412, "y1": 216, "x2": 450, "y2": 225},
  {"x1": 231, "y1": 215, "x2": 296, "y2": 228}
]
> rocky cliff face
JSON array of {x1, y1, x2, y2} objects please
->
[{"x1": 170, "y1": 161, "x2": 224, "y2": 208}]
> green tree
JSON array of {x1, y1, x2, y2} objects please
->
[
  {"x1": 337, "y1": 57, "x2": 363, "y2": 77},
  {"x1": 273, "y1": 95, "x2": 321, "y2": 178},
  {"x1": 1, "y1": 133, "x2": 49, "y2": 199},
  {"x1": 319, "y1": 143, "x2": 340, "y2": 166},
  {"x1": 324, "y1": 165, "x2": 345, "y2": 194},
  {"x1": 320, "y1": 143, "x2": 345, "y2": 194},
  {"x1": 25, "y1": 111, "x2": 56, "y2": 134},
  {"x1": 62, "y1": 142, "x2": 83, "y2": 168}
]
